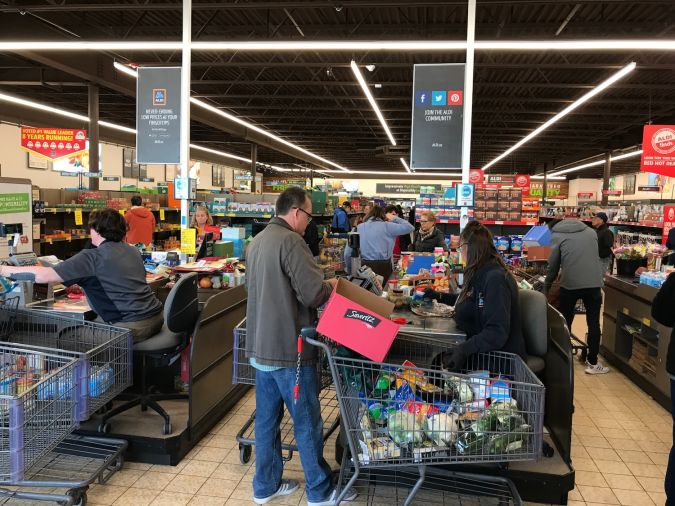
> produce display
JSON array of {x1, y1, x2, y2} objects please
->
[{"x1": 343, "y1": 358, "x2": 536, "y2": 465}]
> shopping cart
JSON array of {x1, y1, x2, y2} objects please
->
[
  {"x1": 0, "y1": 435, "x2": 127, "y2": 506},
  {"x1": 232, "y1": 320, "x2": 340, "y2": 465},
  {"x1": 0, "y1": 304, "x2": 133, "y2": 422},
  {"x1": 303, "y1": 329, "x2": 544, "y2": 505}
]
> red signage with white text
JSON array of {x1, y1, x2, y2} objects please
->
[
  {"x1": 514, "y1": 174, "x2": 531, "y2": 192},
  {"x1": 640, "y1": 125, "x2": 675, "y2": 178},
  {"x1": 20, "y1": 127, "x2": 87, "y2": 160},
  {"x1": 602, "y1": 189, "x2": 622, "y2": 196},
  {"x1": 663, "y1": 205, "x2": 675, "y2": 245},
  {"x1": 468, "y1": 169, "x2": 484, "y2": 185}
]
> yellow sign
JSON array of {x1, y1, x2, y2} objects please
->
[
  {"x1": 119, "y1": 209, "x2": 125, "y2": 216},
  {"x1": 74, "y1": 208, "x2": 83, "y2": 226},
  {"x1": 642, "y1": 317, "x2": 651, "y2": 328},
  {"x1": 159, "y1": 209, "x2": 165, "y2": 221},
  {"x1": 622, "y1": 308, "x2": 630, "y2": 315},
  {"x1": 180, "y1": 228, "x2": 197, "y2": 255}
]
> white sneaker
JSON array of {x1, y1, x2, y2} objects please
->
[
  {"x1": 585, "y1": 362, "x2": 610, "y2": 375},
  {"x1": 307, "y1": 487, "x2": 358, "y2": 506},
  {"x1": 254, "y1": 480, "x2": 300, "y2": 505}
]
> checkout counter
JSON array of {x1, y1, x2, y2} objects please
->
[{"x1": 601, "y1": 274, "x2": 671, "y2": 409}]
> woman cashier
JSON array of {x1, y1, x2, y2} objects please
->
[
  {"x1": 191, "y1": 205, "x2": 221, "y2": 242},
  {"x1": 425, "y1": 222, "x2": 526, "y2": 370}
]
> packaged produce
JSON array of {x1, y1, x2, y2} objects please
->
[
  {"x1": 387, "y1": 410, "x2": 425, "y2": 445},
  {"x1": 444, "y1": 375, "x2": 474, "y2": 403},
  {"x1": 424, "y1": 412, "x2": 460, "y2": 446}
]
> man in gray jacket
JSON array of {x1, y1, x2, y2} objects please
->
[
  {"x1": 544, "y1": 219, "x2": 609, "y2": 375},
  {"x1": 246, "y1": 187, "x2": 353, "y2": 506}
]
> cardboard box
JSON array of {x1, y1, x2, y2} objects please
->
[
  {"x1": 525, "y1": 246, "x2": 552, "y2": 261},
  {"x1": 221, "y1": 227, "x2": 246, "y2": 240},
  {"x1": 317, "y1": 278, "x2": 400, "y2": 362}
]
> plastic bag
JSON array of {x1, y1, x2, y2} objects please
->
[
  {"x1": 424, "y1": 412, "x2": 460, "y2": 446},
  {"x1": 387, "y1": 410, "x2": 424, "y2": 445}
]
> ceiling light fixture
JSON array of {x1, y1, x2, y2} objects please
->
[
  {"x1": 365, "y1": 64, "x2": 376, "y2": 72},
  {"x1": 111, "y1": 63, "x2": 350, "y2": 172},
  {"x1": 113, "y1": 61, "x2": 140, "y2": 78},
  {"x1": 2, "y1": 40, "x2": 675, "y2": 52},
  {"x1": 350, "y1": 60, "x2": 396, "y2": 146},
  {"x1": 530, "y1": 175, "x2": 568, "y2": 180},
  {"x1": 548, "y1": 149, "x2": 643, "y2": 177},
  {"x1": 483, "y1": 61, "x2": 636, "y2": 171},
  {"x1": 400, "y1": 158, "x2": 411, "y2": 173}
]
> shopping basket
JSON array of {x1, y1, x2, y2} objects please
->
[
  {"x1": 232, "y1": 319, "x2": 339, "y2": 464},
  {"x1": 0, "y1": 305, "x2": 133, "y2": 422},
  {"x1": 0, "y1": 345, "x2": 80, "y2": 483},
  {"x1": 302, "y1": 329, "x2": 544, "y2": 505}
]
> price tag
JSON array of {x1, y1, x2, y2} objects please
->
[
  {"x1": 74, "y1": 208, "x2": 83, "y2": 226},
  {"x1": 642, "y1": 317, "x2": 651, "y2": 327},
  {"x1": 180, "y1": 228, "x2": 197, "y2": 255},
  {"x1": 622, "y1": 308, "x2": 630, "y2": 315},
  {"x1": 119, "y1": 209, "x2": 125, "y2": 216},
  {"x1": 46, "y1": 238, "x2": 52, "y2": 244},
  {"x1": 159, "y1": 209, "x2": 165, "y2": 221}
]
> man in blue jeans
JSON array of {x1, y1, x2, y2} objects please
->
[{"x1": 245, "y1": 187, "x2": 355, "y2": 505}]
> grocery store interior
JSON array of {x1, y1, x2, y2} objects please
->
[{"x1": 0, "y1": 1, "x2": 674, "y2": 505}]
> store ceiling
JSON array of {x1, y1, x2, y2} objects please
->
[{"x1": 0, "y1": 0, "x2": 674, "y2": 179}]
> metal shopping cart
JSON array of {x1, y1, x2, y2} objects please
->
[
  {"x1": 231, "y1": 319, "x2": 340, "y2": 465},
  {"x1": 303, "y1": 329, "x2": 544, "y2": 505}
]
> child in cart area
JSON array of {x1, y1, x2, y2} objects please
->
[
  {"x1": 245, "y1": 187, "x2": 356, "y2": 506},
  {"x1": 423, "y1": 222, "x2": 526, "y2": 371}
]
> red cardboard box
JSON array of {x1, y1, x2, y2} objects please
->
[
  {"x1": 526, "y1": 246, "x2": 552, "y2": 261},
  {"x1": 317, "y1": 278, "x2": 400, "y2": 362}
]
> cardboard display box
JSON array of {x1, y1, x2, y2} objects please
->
[
  {"x1": 317, "y1": 278, "x2": 400, "y2": 362},
  {"x1": 526, "y1": 246, "x2": 552, "y2": 261}
]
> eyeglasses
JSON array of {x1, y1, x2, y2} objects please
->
[
  {"x1": 294, "y1": 207, "x2": 313, "y2": 222},
  {"x1": 419, "y1": 220, "x2": 430, "y2": 223}
]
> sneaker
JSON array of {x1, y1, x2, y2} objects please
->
[
  {"x1": 307, "y1": 487, "x2": 358, "y2": 506},
  {"x1": 585, "y1": 362, "x2": 610, "y2": 375},
  {"x1": 254, "y1": 480, "x2": 300, "y2": 505}
]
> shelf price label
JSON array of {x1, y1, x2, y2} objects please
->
[
  {"x1": 74, "y1": 208, "x2": 83, "y2": 226},
  {"x1": 159, "y1": 209, "x2": 165, "y2": 221},
  {"x1": 642, "y1": 317, "x2": 651, "y2": 328},
  {"x1": 622, "y1": 308, "x2": 630, "y2": 315}
]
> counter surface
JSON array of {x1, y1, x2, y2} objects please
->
[{"x1": 604, "y1": 274, "x2": 659, "y2": 304}]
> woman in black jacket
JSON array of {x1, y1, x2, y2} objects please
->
[
  {"x1": 413, "y1": 211, "x2": 447, "y2": 252},
  {"x1": 651, "y1": 273, "x2": 675, "y2": 504},
  {"x1": 426, "y1": 222, "x2": 526, "y2": 370}
]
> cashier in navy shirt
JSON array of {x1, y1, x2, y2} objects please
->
[
  {"x1": 425, "y1": 222, "x2": 526, "y2": 370},
  {"x1": 0, "y1": 209, "x2": 163, "y2": 343}
]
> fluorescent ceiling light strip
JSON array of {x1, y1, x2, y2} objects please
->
[
  {"x1": 350, "y1": 60, "x2": 396, "y2": 146},
  {"x1": 0, "y1": 91, "x2": 89, "y2": 122},
  {"x1": 3, "y1": 40, "x2": 675, "y2": 51},
  {"x1": 400, "y1": 158, "x2": 411, "y2": 173},
  {"x1": 548, "y1": 149, "x2": 644, "y2": 177},
  {"x1": 483, "y1": 61, "x2": 636, "y2": 171},
  {"x1": 531, "y1": 175, "x2": 567, "y2": 180},
  {"x1": 113, "y1": 61, "x2": 139, "y2": 78},
  {"x1": 611, "y1": 149, "x2": 643, "y2": 162}
]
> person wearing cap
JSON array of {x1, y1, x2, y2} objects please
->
[{"x1": 592, "y1": 212, "x2": 614, "y2": 275}]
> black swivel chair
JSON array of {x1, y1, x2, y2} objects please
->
[{"x1": 98, "y1": 272, "x2": 199, "y2": 435}]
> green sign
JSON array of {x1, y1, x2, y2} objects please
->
[{"x1": 0, "y1": 193, "x2": 30, "y2": 214}]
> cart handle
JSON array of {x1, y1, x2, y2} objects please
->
[{"x1": 300, "y1": 326, "x2": 330, "y2": 353}]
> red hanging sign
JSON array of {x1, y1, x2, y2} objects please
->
[
  {"x1": 663, "y1": 205, "x2": 675, "y2": 245},
  {"x1": 514, "y1": 174, "x2": 531, "y2": 192},
  {"x1": 20, "y1": 127, "x2": 87, "y2": 160},
  {"x1": 640, "y1": 124, "x2": 675, "y2": 178},
  {"x1": 468, "y1": 169, "x2": 484, "y2": 185}
]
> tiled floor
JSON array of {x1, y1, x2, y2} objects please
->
[{"x1": 81, "y1": 326, "x2": 671, "y2": 505}]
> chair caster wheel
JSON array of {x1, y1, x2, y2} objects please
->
[
  {"x1": 163, "y1": 422, "x2": 172, "y2": 435},
  {"x1": 98, "y1": 422, "x2": 111, "y2": 434}
]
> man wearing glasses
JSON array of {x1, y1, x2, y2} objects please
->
[{"x1": 245, "y1": 187, "x2": 354, "y2": 505}]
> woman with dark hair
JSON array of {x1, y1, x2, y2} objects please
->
[
  {"x1": 395, "y1": 205, "x2": 412, "y2": 252},
  {"x1": 425, "y1": 222, "x2": 526, "y2": 369},
  {"x1": 343, "y1": 204, "x2": 414, "y2": 281}
]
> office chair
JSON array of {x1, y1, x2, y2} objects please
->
[{"x1": 98, "y1": 272, "x2": 199, "y2": 435}]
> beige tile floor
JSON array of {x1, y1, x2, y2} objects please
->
[{"x1": 81, "y1": 325, "x2": 671, "y2": 506}]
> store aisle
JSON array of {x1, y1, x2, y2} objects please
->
[{"x1": 81, "y1": 358, "x2": 670, "y2": 506}]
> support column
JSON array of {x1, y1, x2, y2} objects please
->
[
  {"x1": 88, "y1": 84, "x2": 100, "y2": 190},
  {"x1": 542, "y1": 161, "x2": 553, "y2": 208},
  {"x1": 601, "y1": 151, "x2": 612, "y2": 206},
  {"x1": 459, "y1": 0, "x2": 476, "y2": 232},
  {"x1": 179, "y1": 0, "x2": 191, "y2": 229},
  {"x1": 250, "y1": 144, "x2": 258, "y2": 194}
]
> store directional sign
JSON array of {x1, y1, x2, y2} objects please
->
[
  {"x1": 136, "y1": 67, "x2": 182, "y2": 164},
  {"x1": 410, "y1": 63, "x2": 465, "y2": 170},
  {"x1": 103, "y1": 176, "x2": 120, "y2": 182},
  {"x1": 84, "y1": 172, "x2": 100, "y2": 178},
  {"x1": 140, "y1": 177, "x2": 155, "y2": 183}
]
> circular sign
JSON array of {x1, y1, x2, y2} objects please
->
[
  {"x1": 461, "y1": 185, "x2": 472, "y2": 197},
  {"x1": 669, "y1": 208, "x2": 675, "y2": 221},
  {"x1": 468, "y1": 170, "x2": 482, "y2": 184},
  {"x1": 652, "y1": 128, "x2": 675, "y2": 155},
  {"x1": 515, "y1": 175, "x2": 529, "y2": 188}
]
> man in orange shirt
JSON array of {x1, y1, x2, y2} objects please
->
[{"x1": 124, "y1": 195, "x2": 156, "y2": 246}]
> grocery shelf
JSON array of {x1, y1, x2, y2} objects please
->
[
  {"x1": 539, "y1": 215, "x2": 663, "y2": 229},
  {"x1": 436, "y1": 219, "x2": 538, "y2": 226},
  {"x1": 39, "y1": 207, "x2": 180, "y2": 214}
]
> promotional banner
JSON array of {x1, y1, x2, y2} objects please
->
[
  {"x1": 410, "y1": 64, "x2": 465, "y2": 170},
  {"x1": 375, "y1": 183, "x2": 442, "y2": 194},
  {"x1": 640, "y1": 125, "x2": 675, "y2": 178},
  {"x1": 136, "y1": 67, "x2": 182, "y2": 164},
  {"x1": 529, "y1": 181, "x2": 569, "y2": 199},
  {"x1": 663, "y1": 205, "x2": 675, "y2": 245},
  {"x1": 20, "y1": 127, "x2": 87, "y2": 160}
]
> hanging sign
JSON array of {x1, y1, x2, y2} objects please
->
[
  {"x1": 663, "y1": 205, "x2": 675, "y2": 245},
  {"x1": 410, "y1": 63, "x2": 465, "y2": 170},
  {"x1": 468, "y1": 169, "x2": 484, "y2": 185},
  {"x1": 375, "y1": 183, "x2": 442, "y2": 194},
  {"x1": 602, "y1": 189, "x2": 622, "y2": 196},
  {"x1": 136, "y1": 67, "x2": 182, "y2": 164},
  {"x1": 640, "y1": 125, "x2": 675, "y2": 178},
  {"x1": 103, "y1": 176, "x2": 120, "y2": 182},
  {"x1": 514, "y1": 174, "x2": 531, "y2": 192},
  {"x1": 638, "y1": 185, "x2": 661, "y2": 192},
  {"x1": 20, "y1": 128, "x2": 87, "y2": 160},
  {"x1": 577, "y1": 192, "x2": 595, "y2": 200}
]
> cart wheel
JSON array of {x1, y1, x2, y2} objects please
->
[
  {"x1": 98, "y1": 422, "x2": 111, "y2": 434},
  {"x1": 240, "y1": 444, "x2": 252, "y2": 464},
  {"x1": 68, "y1": 490, "x2": 87, "y2": 506},
  {"x1": 163, "y1": 421, "x2": 172, "y2": 435}
]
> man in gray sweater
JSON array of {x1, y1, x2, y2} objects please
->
[
  {"x1": 544, "y1": 219, "x2": 609, "y2": 375},
  {"x1": 246, "y1": 187, "x2": 354, "y2": 506}
]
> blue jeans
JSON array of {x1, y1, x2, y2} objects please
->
[
  {"x1": 667, "y1": 378, "x2": 675, "y2": 505},
  {"x1": 253, "y1": 366, "x2": 333, "y2": 502}
]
